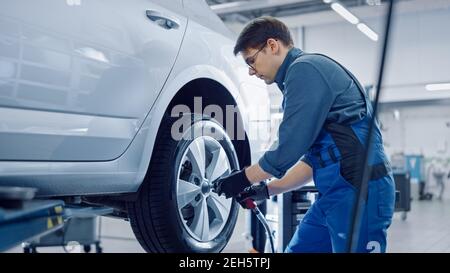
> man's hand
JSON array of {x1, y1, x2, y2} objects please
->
[
  {"x1": 236, "y1": 181, "x2": 270, "y2": 209},
  {"x1": 213, "y1": 169, "x2": 251, "y2": 198}
]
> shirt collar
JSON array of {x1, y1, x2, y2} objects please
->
[{"x1": 274, "y1": 47, "x2": 303, "y2": 91}]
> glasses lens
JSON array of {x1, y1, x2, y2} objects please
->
[
  {"x1": 245, "y1": 44, "x2": 265, "y2": 69},
  {"x1": 246, "y1": 57, "x2": 254, "y2": 67}
]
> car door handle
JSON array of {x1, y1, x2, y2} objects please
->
[{"x1": 146, "y1": 10, "x2": 180, "y2": 30}]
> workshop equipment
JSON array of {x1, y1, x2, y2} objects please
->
[
  {"x1": 23, "y1": 206, "x2": 113, "y2": 253},
  {"x1": 393, "y1": 173, "x2": 411, "y2": 220},
  {"x1": 275, "y1": 185, "x2": 317, "y2": 252},
  {"x1": 391, "y1": 153, "x2": 412, "y2": 219},
  {"x1": 0, "y1": 186, "x2": 65, "y2": 252},
  {"x1": 0, "y1": 186, "x2": 113, "y2": 253}
]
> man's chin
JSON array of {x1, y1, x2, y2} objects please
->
[{"x1": 264, "y1": 78, "x2": 274, "y2": 85}]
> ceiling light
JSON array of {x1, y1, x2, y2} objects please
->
[
  {"x1": 331, "y1": 2, "x2": 359, "y2": 24},
  {"x1": 357, "y1": 23, "x2": 379, "y2": 41},
  {"x1": 425, "y1": 83, "x2": 450, "y2": 91}
]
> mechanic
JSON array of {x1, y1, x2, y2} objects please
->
[{"x1": 214, "y1": 16, "x2": 395, "y2": 253}]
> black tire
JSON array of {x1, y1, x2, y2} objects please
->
[
  {"x1": 95, "y1": 243, "x2": 103, "y2": 253},
  {"x1": 127, "y1": 114, "x2": 240, "y2": 253},
  {"x1": 83, "y1": 245, "x2": 91, "y2": 253},
  {"x1": 23, "y1": 246, "x2": 37, "y2": 253}
]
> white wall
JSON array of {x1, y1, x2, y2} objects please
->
[
  {"x1": 378, "y1": 103, "x2": 450, "y2": 197},
  {"x1": 379, "y1": 103, "x2": 450, "y2": 159}
]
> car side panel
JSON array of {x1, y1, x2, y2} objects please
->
[{"x1": 0, "y1": 0, "x2": 186, "y2": 161}]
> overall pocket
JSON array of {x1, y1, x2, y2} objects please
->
[{"x1": 375, "y1": 176, "x2": 396, "y2": 218}]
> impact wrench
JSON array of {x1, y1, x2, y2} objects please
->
[{"x1": 235, "y1": 184, "x2": 275, "y2": 253}]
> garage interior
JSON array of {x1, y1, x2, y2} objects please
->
[{"x1": 2, "y1": 0, "x2": 450, "y2": 253}]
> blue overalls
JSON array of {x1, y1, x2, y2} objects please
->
[{"x1": 284, "y1": 54, "x2": 396, "y2": 253}]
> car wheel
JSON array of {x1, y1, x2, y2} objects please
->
[{"x1": 128, "y1": 114, "x2": 240, "y2": 252}]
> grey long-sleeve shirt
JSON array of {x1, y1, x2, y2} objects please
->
[{"x1": 258, "y1": 48, "x2": 367, "y2": 178}]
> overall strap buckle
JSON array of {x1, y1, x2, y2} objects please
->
[{"x1": 310, "y1": 146, "x2": 341, "y2": 168}]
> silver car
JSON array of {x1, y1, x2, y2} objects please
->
[{"x1": 0, "y1": 0, "x2": 270, "y2": 252}]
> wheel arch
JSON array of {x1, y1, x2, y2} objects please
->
[{"x1": 166, "y1": 78, "x2": 252, "y2": 169}]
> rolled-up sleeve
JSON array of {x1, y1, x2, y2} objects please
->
[{"x1": 259, "y1": 62, "x2": 335, "y2": 178}]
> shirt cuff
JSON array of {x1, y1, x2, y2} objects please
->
[
  {"x1": 258, "y1": 155, "x2": 285, "y2": 179},
  {"x1": 300, "y1": 155, "x2": 313, "y2": 168}
]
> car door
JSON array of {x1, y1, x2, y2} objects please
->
[{"x1": 0, "y1": 0, "x2": 186, "y2": 161}]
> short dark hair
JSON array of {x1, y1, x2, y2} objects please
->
[{"x1": 233, "y1": 16, "x2": 294, "y2": 56}]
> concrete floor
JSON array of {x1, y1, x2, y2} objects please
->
[{"x1": 5, "y1": 197, "x2": 450, "y2": 253}]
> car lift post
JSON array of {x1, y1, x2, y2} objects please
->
[{"x1": 0, "y1": 186, "x2": 112, "y2": 253}]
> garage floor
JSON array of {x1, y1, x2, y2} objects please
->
[{"x1": 5, "y1": 198, "x2": 450, "y2": 253}]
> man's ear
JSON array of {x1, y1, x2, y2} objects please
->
[{"x1": 267, "y1": 38, "x2": 280, "y2": 54}]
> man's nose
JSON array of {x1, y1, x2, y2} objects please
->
[{"x1": 248, "y1": 67, "x2": 256, "y2": 76}]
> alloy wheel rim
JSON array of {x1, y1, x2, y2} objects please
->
[{"x1": 176, "y1": 136, "x2": 232, "y2": 241}]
